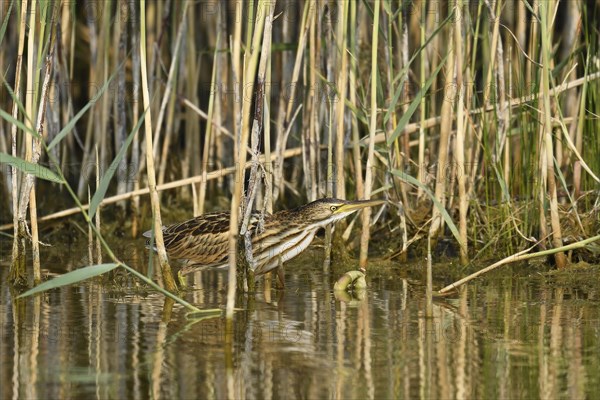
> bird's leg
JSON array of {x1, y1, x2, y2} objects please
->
[
  {"x1": 275, "y1": 256, "x2": 285, "y2": 289},
  {"x1": 177, "y1": 271, "x2": 187, "y2": 289}
]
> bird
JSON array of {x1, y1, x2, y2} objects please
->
[{"x1": 143, "y1": 198, "x2": 384, "y2": 280}]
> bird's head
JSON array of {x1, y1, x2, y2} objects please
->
[{"x1": 296, "y1": 198, "x2": 385, "y2": 227}]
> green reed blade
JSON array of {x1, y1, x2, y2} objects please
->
[
  {"x1": 17, "y1": 263, "x2": 120, "y2": 298},
  {"x1": 0, "y1": 152, "x2": 63, "y2": 183}
]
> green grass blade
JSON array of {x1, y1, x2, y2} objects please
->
[
  {"x1": 17, "y1": 263, "x2": 120, "y2": 298},
  {"x1": 0, "y1": 74, "x2": 36, "y2": 131},
  {"x1": 0, "y1": 152, "x2": 63, "y2": 183},
  {"x1": 391, "y1": 168, "x2": 462, "y2": 246},
  {"x1": 89, "y1": 109, "x2": 147, "y2": 219},
  {"x1": 0, "y1": 108, "x2": 38, "y2": 138},
  {"x1": 387, "y1": 53, "x2": 448, "y2": 145},
  {"x1": 0, "y1": 1, "x2": 14, "y2": 46}
]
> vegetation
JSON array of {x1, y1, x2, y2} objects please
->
[{"x1": 0, "y1": 1, "x2": 599, "y2": 305}]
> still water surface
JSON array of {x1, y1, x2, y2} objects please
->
[{"x1": 1, "y1": 245, "x2": 599, "y2": 399}]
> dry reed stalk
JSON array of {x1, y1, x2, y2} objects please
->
[
  {"x1": 94, "y1": 146, "x2": 102, "y2": 264},
  {"x1": 98, "y1": 1, "x2": 111, "y2": 180},
  {"x1": 417, "y1": 0, "x2": 427, "y2": 197},
  {"x1": 241, "y1": 2, "x2": 275, "y2": 269},
  {"x1": 87, "y1": 187, "x2": 93, "y2": 263},
  {"x1": 156, "y1": 4, "x2": 189, "y2": 191},
  {"x1": 334, "y1": 0, "x2": 349, "y2": 201},
  {"x1": 487, "y1": 1, "x2": 509, "y2": 182},
  {"x1": 307, "y1": 2, "x2": 319, "y2": 200},
  {"x1": 573, "y1": 58, "x2": 590, "y2": 190},
  {"x1": 9, "y1": 0, "x2": 29, "y2": 284},
  {"x1": 426, "y1": 235, "x2": 433, "y2": 317},
  {"x1": 31, "y1": 41, "x2": 55, "y2": 283},
  {"x1": 526, "y1": 0, "x2": 540, "y2": 96},
  {"x1": 115, "y1": 3, "x2": 128, "y2": 204},
  {"x1": 76, "y1": 16, "x2": 96, "y2": 199},
  {"x1": 129, "y1": 1, "x2": 141, "y2": 237},
  {"x1": 467, "y1": 2, "x2": 484, "y2": 188},
  {"x1": 225, "y1": 3, "x2": 248, "y2": 322},
  {"x1": 359, "y1": 0, "x2": 380, "y2": 269},
  {"x1": 183, "y1": 8, "x2": 201, "y2": 190},
  {"x1": 348, "y1": 0, "x2": 364, "y2": 203},
  {"x1": 213, "y1": 5, "x2": 227, "y2": 190},
  {"x1": 426, "y1": 3, "x2": 440, "y2": 121},
  {"x1": 198, "y1": 32, "x2": 220, "y2": 215},
  {"x1": 273, "y1": 1, "x2": 313, "y2": 202},
  {"x1": 428, "y1": 28, "x2": 455, "y2": 239},
  {"x1": 227, "y1": 0, "x2": 268, "y2": 318},
  {"x1": 18, "y1": 0, "x2": 37, "y2": 281},
  {"x1": 323, "y1": 104, "x2": 334, "y2": 271},
  {"x1": 231, "y1": 1, "x2": 243, "y2": 146},
  {"x1": 263, "y1": 31, "x2": 274, "y2": 289},
  {"x1": 504, "y1": 51, "x2": 511, "y2": 188},
  {"x1": 157, "y1": 76, "x2": 178, "y2": 190},
  {"x1": 558, "y1": 2, "x2": 582, "y2": 169},
  {"x1": 139, "y1": 0, "x2": 178, "y2": 292},
  {"x1": 539, "y1": 1, "x2": 566, "y2": 268},
  {"x1": 152, "y1": 2, "x2": 188, "y2": 161},
  {"x1": 454, "y1": 0, "x2": 468, "y2": 265}
]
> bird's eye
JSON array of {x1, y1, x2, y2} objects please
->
[{"x1": 330, "y1": 206, "x2": 337, "y2": 211}]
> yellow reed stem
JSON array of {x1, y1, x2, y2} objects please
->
[{"x1": 359, "y1": 0, "x2": 380, "y2": 269}]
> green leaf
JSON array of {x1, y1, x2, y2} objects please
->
[
  {"x1": 17, "y1": 263, "x2": 120, "y2": 298},
  {"x1": 89, "y1": 109, "x2": 147, "y2": 219},
  {"x1": 387, "y1": 53, "x2": 448, "y2": 145},
  {"x1": 0, "y1": 152, "x2": 63, "y2": 183},
  {"x1": 0, "y1": 108, "x2": 38, "y2": 138},
  {"x1": 391, "y1": 169, "x2": 463, "y2": 247},
  {"x1": 48, "y1": 67, "x2": 121, "y2": 150},
  {"x1": 0, "y1": 1, "x2": 14, "y2": 47}
]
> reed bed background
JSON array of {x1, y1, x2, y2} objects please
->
[{"x1": 1, "y1": 0, "x2": 599, "y2": 292}]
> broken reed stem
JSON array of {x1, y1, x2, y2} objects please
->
[
  {"x1": 438, "y1": 234, "x2": 600, "y2": 294},
  {"x1": 227, "y1": 0, "x2": 268, "y2": 319},
  {"x1": 241, "y1": 3, "x2": 275, "y2": 277},
  {"x1": 139, "y1": 0, "x2": 177, "y2": 293},
  {"x1": 359, "y1": 0, "x2": 380, "y2": 269}
]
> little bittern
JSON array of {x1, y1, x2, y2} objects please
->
[{"x1": 143, "y1": 198, "x2": 384, "y2": 277}]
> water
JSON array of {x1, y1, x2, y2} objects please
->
[{"x1": 1, "y1": 244, "x2": 599, "y2": 399}]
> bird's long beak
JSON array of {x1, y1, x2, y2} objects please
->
[{"x1": 336, "y1": 199, "x2": 385, "y2": 214}]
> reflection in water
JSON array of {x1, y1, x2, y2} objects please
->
[{"x1": 1, "y1": 248, "x2": 600, "y2": 399}]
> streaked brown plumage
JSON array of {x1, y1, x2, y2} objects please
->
[{"x1": 143, "y1": 198, "x2": 384, "y2": 277}]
